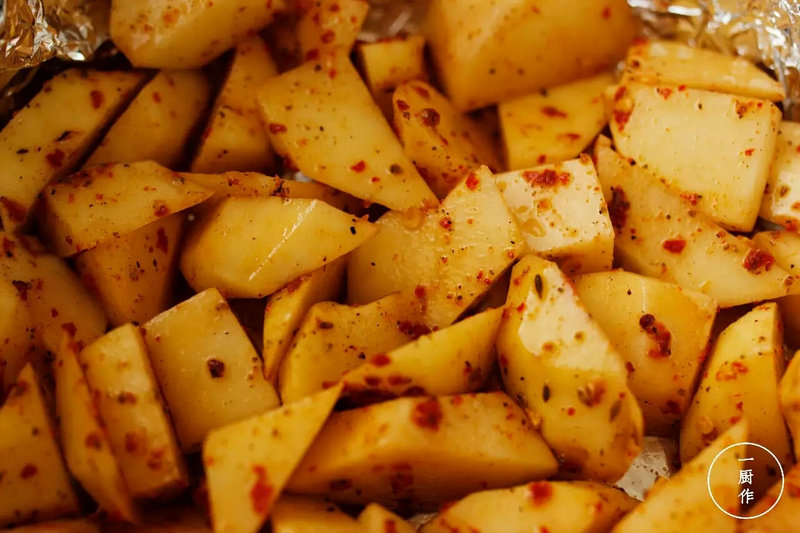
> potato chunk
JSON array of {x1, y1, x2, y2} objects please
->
[
  {"x1": 181, "y1": 197, "x2": 375, "y2": 298},
  {"x1": 594, "y1": 136, "x2": 794, "y2": 307},
  {"x1": 258, "y1": 51, "x2": 435, "y2": 210},
  {"x1": 760, "y1": 121, "x2": 800, "y2": 230},
  {"x1": 495, "y1": 156, "x2": 614, "y2": 275},
  {"x1": 0, "y1": 69, "x2": 144, "y2": 230},
  {"x1": 608, "y1": 83, "x2": 781, "y2": 231},
  {"x1": 358, "y1": 35, "x2": 427, "y2": 118},
  {"x1": 144, "y1": 289, "x2": 279, "y2": 451},
  {"x1": 499, "y1": 73, "x2": 614, "y2": 169},
  {"x1": 297, "y1": 0, "x2": 369, "y2": 59},
  {"x1": 751, "y1": 230, "x2": 800, "y2": 347},
  {"x1": 287, "y1": 393, "x2": 558, "y2": 508},
  {"x1": 348, "y1": 167, "x2": 523, "y2": 327},
  {"x1": 0, "y1": 365, "x2": 79, "y2": 526},
  {"x1": 0, "y1": 280, "x2": 36, "y2": 396},
  {"x1": 781, "y1": 350, "x2": 800, "y2": 461},
  {"x1": 497, "y1": 255, "x2": 643, "y2": 481}
]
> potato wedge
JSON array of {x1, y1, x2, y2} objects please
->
[
  {"x1": 80, "y1": 324, "x2": 188, "y2": 499},
  {"x1": 348, "y1": 167, "x2": 524, "y2": 327},
  {"x1": 760, "y1": 122, "x2": 800, "y2": 230},
  {"x1": 594, "y1": 136, "x2": 794, "y2": 307},
  {"x1": 780, "y1": 350, "x2": 800, "y2": 461},
  {"x1": 0, "y1": 69, "x2": 145, "y2": 230},
  {"x1": 297, "y1": 0, "x2": 368, "y2": 59},
  {"x1": 0, "y1": 365, "x2": 79, "y2": 527},
  {"x1": 278, "y1": 291, "x2": 425, "y2": 403},
  {"x1": 41, "y1": 161, "x2": 213, "y2": 257},
  {"x1": 110, "y1": 0, "x2": 286, "y2": 68},
  {"x1": 203, "y1": 385, "x2": 341, "y2": 533},
  {"x1": 574, "y1": 270, "x2": 717, "y2": 436},
  {"x1": 422, "y1": 481, "x2": 636, "y2": 533},
  {"x1": 340, "y1": 307, "x2": 502, "y2": 401},
  {"x1": 0, "y1": 279, "x2": 37, "y2": 396},
  {"x1": 191, "y1": 36, "x2": 277, "y2": 174},
  {"x1": 499, "y1": 72, "x2": 614, "y2": 169},
  {"x1": 608, "y1": 83, "x2": 781, "y2": 232},
  {"x1": 258, "y1": 51, "x2": 436, "y2": 210},
  {"x1": 358, "y1": 35, "x2": 427, "y2": 118},
  {"x1": 54, "y1": 336, "x2": 137, "y2": 522},
  {"x1": 497, "y1": 254, "x2": 643, "y2": 481},
  {"x1": 621, "y1": 40, "x2": 785, "y2": 101},
  {"x1": 740, "y1": 462, "x2": 800, "y2": 531},
  {"x1": 85, "y1": 70, "x2": 211, "y2": 167},
  {"x1": 271, "y1": 497, "x2": 366, "y2": 533},
  {"x1": 425, "y1": 0, "x2": 637, "y2": 110},
  {"x1": 495, "y1": 156, "x2": 614, "y2": 275},
  {"x1": 357, "y1": 504, "x2": 415, "y2": 533},
  {"x1": 144, "y1": 288, "x2": 279, "y2": 451},
  {"x1": 752, "y1": 230, "x2": 800, "y2": 347},
  {"x1": 181, "y1": 197, "x2": 375, "y2": 298},
  {"x1": 287, "y1": 393, "x2": 558, "y2": 508},
  {"x1": 393, "y1": 80, "x2": 501, "y2": 197}
]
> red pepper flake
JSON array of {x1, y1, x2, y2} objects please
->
[
  {"x1": 662, "y1": 238, "x2": 686, "y2": 254},
  {"x1": 742, "y1": 248, "x2": 775, "y2": 273},
  {"x1": 716, "y1": 361, "x2": 749, "y2": 381},
  {"x1": 625, "y1": 361, "x2": 635, "y2": 374},
  {"x1": 414, "y1": 285, "x2": 426, "y2": 299},
  {"x1": 371, "y1": 176, "x2": 381, "y2": 183},
  {"x1": 419, "y1": 108, "x2": 440, "y2": 127},
  {"x1": 384, "y1": 520, "x2": 398, "y2": 533},
  {"x1": 90, "y1": 90, "x2": 104, "y2": 109},
  {"x1": 411, "y1": 398, "x2": 442, "y2": 430},
  {"x1": 46, "y1": 149, "x2": 65, "y2": 168},
  {"x1": 328, "y1": 68, "x2": 337, "y2": 79},
  {"x1": 152, "y1": 92, "x2": 162, "y2": 103},
  {"x1": 321, "y1": 30, "x2": 335, "y2": 44},
  {"x1": 371, "y1": 353, "x2": 391, "y2": 367},
  {"x1": 269, "y1": 123, "x2": 287, "y2": 134},
  {"x1": 613, "y1": 109, "x2": 632, "y2": 131},
  {"x1": 678, "y1": 84, "x2": 687, "y2": 91},
  {"x1": 305, "y1": 48, "x2": 319, "y2": 60},
  {"x1": 154, "y1": 203, "x2": 170, "y2": 217},
  {"x1": 607, "y1": 187, "x2": 630, "y2": 230},
  {"x1": 541, "y1": 106, "x2": 567, "y2": 118},
  {"x1": 117, "y1": 391, "x2": 137, "y2": 404},
  {"x1": 155, "y1": 227, "x2": 168, "y2": 253},
  {"x1": 84, "y1": 432, "x2": 102, "y2": 449},
  {"x1": 601, "y1": 6, "x2": 611, "y2": 18},
  {"x1": 329, "y1": 479, "x2": 352, "y2": 491},
  {"x1": 396, "y1": 99, "x2": 410, "y2": 111},
  {"x1": 387, "y1": 375, "x2": 412, "y2": 387},
  {"x1": 11, "y1": 280, "x2": 31, "y2": 300},
  {"x1": 50, "y1": 308, "x2": 59, "y2": 318},
  {"x1": 397, "y1": 320, "x2": 432, "y2": 339},
  {"x1": 207, "y1": 358, "x2": 225, "y2": 378},
  {"x1": 124, "y1": 432, "x2": 140, "y2": 453},
  {"x1": 562, "y1": 132, "x2": 581, "y2": 141},
  {"x1": 350, "y1": 160, "x2": 366, "y2": 172},
  {"x1": 413, "y1": 85, "x2": 431, "y2": 99},
  {"x1": 681, "y1": 192, "x2": 700, "y2": 205},
  {"x1": 614, "y1": 86, "x2": 627, "y2": 102},
  {"x1": 465, "y1": 173, "x2": 480, "y2": 190},
  {"x1": 744, "y1": 148, "x2": 755, "y2": 156},
  {"x1": 522, "y1": 168, "x2": 570, "y2": 186},
  {"x1": 661, "y1": 400, "x2": 681, "y2": 415},
  {"x1": 639, "y1": 314, "x2": 671, "y2": 358},
  {"x1": 656, "y1": 87, "x2": 673, "y2": 100},
  {"x1": 528, "y1": 481, "x2": 552, "y2": 505},
  {"x1": 250, "y1": 465, "x2": 274, "y2": 515},
  {"x1": 577, "y1": 380, "x2": 606, "y2": 407},
  {"x1": 439, "y1": 216, "x2": 453, "y2": 230},
  {"x1": 516, "y1": 302, "x2": 526, "y2": 313},
  {"x1": 365, "y1": 376, "x2": 381, "y2": 387},
  {"x1": 566, "y1": 406, "x2": 575, "y2": 416},
  {"x1": 0, "y1": 197, "x2": 26, "y2": 222},
  {"x1": 20, "y1": 464, "x2": 37, "y2": 479}
]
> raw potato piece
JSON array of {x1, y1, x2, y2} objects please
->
[
  {"x1": 263, "y1": 259, "x2": 346, "y2": 384},
  {"x1": 358, "y1": 504, "x2": 415, "y2": 533},
  {"x1": 287, "y1": 393, "x2": 558, "y2": 508},
  {"x1": 358, "y1": 35, "x2": 428, "y2": 118},
  {"x1": 204, "y1": 385, "x2": 341, "y2": 533},
  {"x1": 393, "y1": 80, "x2": 501, "y2": 197},
  {"x1": 574, "y1": 270, "x2": 717, "y2": 436},
  {"x1": 75, "y1": 213, "x2": 184, "y2": 327},
  {"x1": 80, "y1": 324, "x2": 188, "y2": 499},
  {"x1": 278, "y1": 291, "x2": 424, "y2": 403},
  {"x1": 341, "y1": 307, "x2": 502, "y2": 400},
  {"x1": 0, "y1": 365, "x2": 79, "y2": 526},
  {"x1": 54, "y1": 336, "x2": 137, "y2": 522},
  {"x1": 41, "y1": 161, "x2": 213, "y2": 257},
  {"x1": 0, "y1": 69, "x2": 145, "y2": 230},
  {"x1": 191, "y1": 36, "x2": 278, "y2": 174},
  {"x1": 258, "y1": 51, "x2": 436, "y2": 210},
  {"x1": 680, "y1": 304, "x2": 791, "y2": 492},
  {"x1": 495, "y1": 156, "x2": 614, "y2": 275},
  {"x1": 499, "y1": 72, "x2": 614, "y2": 169},
  {"x1": 144, "y1": 289, "x2": 280, "y2": 451},
  {"x1": 85, "y1": 70, "x2": 211, "y2": 167},
  {"x1": 422, "y1": 481, "x2": 636, "y2": 533},
  {"x1": 348, "y1": 167, "x2": 524, "y2": 327},
  {"x1": 594, "y1": 137, "x2": 794, "y2": 307},
  {"x1": 752, "y1": 231, "x2": 800, "y2": 347},
  {"x1": 613, "y1": 422, "x2": 746, "y2": 533},
  {"x1": 760, "y1": 122, "x2": 800, "y2": 230},
  {"x1": 110, "y1": 0, "x2": 286, "y2": 68},
  {"x1": 271, "y1": 497, "x2": 366, "y2": 533},
  {"x1": 0, "y1": 281, "x2": 37, "y2": 395},
  {"x1": 426, "y1": 0, "x2": 637, "y2": 110},
  {"x1": 781, "y1": 350, "x2": 800, "y2": 460},
  {"x1": 496, "y1": 255, "x2": 643, "y2": 481},
  {"x1": 622, "y1": 40, "x2": 785, "y2": 101},
  {"x1": 297, "y1": 0, "x2": 369, "y2": 59},
  {"x1": 609, "y1": 83, "x2": 781, "y2": 231},
  {"x1": 181, "y1": 197, "x2": 375, "y2": 298}
]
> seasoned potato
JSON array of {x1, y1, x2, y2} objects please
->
[
  {"x1": 53, "y1": 336, "x2": 137, "y2": 522},
  {"x1": 608, "y1": 83, "x2": 781, "y2": 232},
  {"x1": 191, "y1": 36, "x2": 277, "y2": 174},
  {"x1": 760, "y1": 122, "x2": 800, "y2": 230},
  {"x1": 348, "y1": 167, "x2": 524, "y2": 327},
  {"x1": 340, "y1": 307, "x2": 502, "y2": 400},
  {"x1": 0, "y1": 365, "x2": 79, "y2": 526},
  {"x1": 287, "y1": 393, "x2": 558, "y2": 508},
  {"x1": 781, "y1": 350, "x2": 800, "y2": 460},
  {"x1": 0, "y1": 69, "x2": 145, "y2": 230},
  {"x1": 358, "y1": 35, "x2": 428, "y2": 118},
  {"x1": 80, "y1": 324, "x2": 188, "y2": 499},
  {"x1": 422, "y1": 481, "x2": 636, "y2": 533},
  {"x1": 426, "y1": 0, "x2": 637, "y2": 110},
  {"x1": 85, "y1": 70, "x2": 211, "y2": 168},
  {"x1": 258, "y1": 51, "x2": 436, "y2": 210},
  {"x1": 144, "y1": 288, "x2": 279, "y2": 451},
  {"x1": 495, "y1": 156, "x2": 614, "y2": 275},
  {"x1": 271, "y1": 497, "x2": 366, "y2": 533},
  {"x1": 499, "y1": 72, "x2": 614, "y2": 169},
  {"x1": 278, "y1": 291, "x2": 425, "y2": 403},
  {"x1": 110, "y1": 0, "x2": 286, "y2": 68},
  {"x1": 741, "y1": 462, "x2": 800, "y2": 531},
  {"x1": 751, "y1": 230, "x2": 800, "y2": 347},
  {"x1": 393, "y1": 80, "x2": 501, "y2": 197},
  {"x1": 41, "y1": 161, "x2": 213, "y2": 257},
  {"x1": 297, "y1": 0, "x2": 369, "y2": 59},
  {"x1": 203, "y1": 386, "x2": 341, "y2": 533},
  {"x1": 594, "y1": 136, "x2": 794, "y2": 307},
  {"x1": 621, "y1": 40, "x2": 785, "y2": 101},
  {"x1": 574, "y1": 270, "x2": 717, "y2": 435},
  {"x1": 0, "y1": 280, "x2": 37, "y2": 396},
  {"x1": 357, "y1": 504, "x2": 415, "y2": 533},
  {"x1": 497, "y1": 255, "x2": 643, "y2": 481},
  {"x1": 263, "y1": 258, "x2": 346, "y2": 384},
  {"x1": 181, "y1": 197, "x2": 375, "y2": 298}
]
